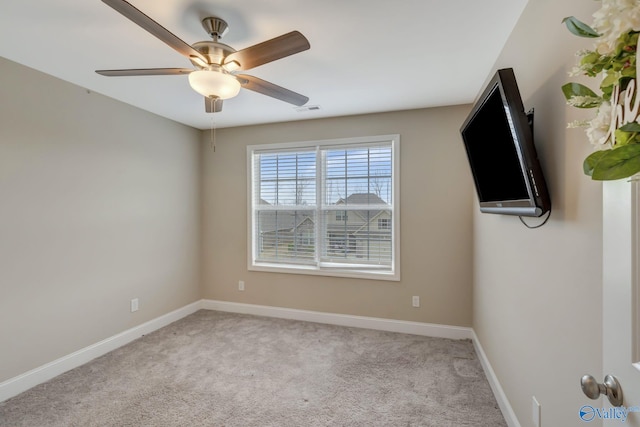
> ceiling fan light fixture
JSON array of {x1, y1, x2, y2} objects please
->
[
  {"x1": 97, "y1": 0, "x2": 310, "y2": 112},
  {"x1": 188, "y1": 70, "x2": 241, "y2": 99}
]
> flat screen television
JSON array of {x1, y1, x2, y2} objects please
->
[{"x1": 460, "y1": 68, "x2": 550, "y2": 217}]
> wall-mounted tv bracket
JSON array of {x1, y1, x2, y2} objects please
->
[
  {"x1": 526, "y1": 108, "x2": 534, "y2": 137},
  {"x1": 519, "y1": 107, "x2": 551, "y2": 229}
]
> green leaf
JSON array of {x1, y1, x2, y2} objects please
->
[
  {"x1": 622, "y1": 66, "x2": 636, "y2": 78},
  {"x1": 619, "y1": 76, "x2": 635, "y2": 90},
  {"x1": 619, "y1": 122, "x2": 640, "y2": 132},
  {"x1": 562, "y1": 82, "x2": 598, "y2": 99},
  {"x1": 601, "y1": 72, "x2": 620, "y2": 88},
  {"x1": 602, "y1": 84, "x2": 614, "y2": 101},
  {"x1": 580, "y1": 52, "x2": 600, "y2": 66},
  {"x1": 615, "y1": 128, "x2": 634, "y2": 146},
  {"x1": 562, "y1": 83, "x2": 601, "y2": 107},
  {"x1": 562, "y1": 16, "x2": 601, "y2": 38},
  {"x1": 584, "y1": 150, "x2": 608, "y2": 176},
  {"x1": 591, "y1": 144, "x2": 640, "y2": 180}
]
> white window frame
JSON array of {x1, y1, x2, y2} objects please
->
[{"x1": 247, "y1": 134, "x2": 400, "y2": 281}]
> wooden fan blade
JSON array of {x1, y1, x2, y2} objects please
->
[
  {"x1": 96, "y1": 68, "x2": 193, "y2": 76},
  {"x1": 101, "y1": 0, "x2": 208, "y2": 65},
  {"x1": 237, "y1": 74, "x2": 308, "y2": 106},
  {"x1": 224, "y1": 31, "x2": 309, "y2": 71},
  {"x1": 205, "y1": 97, "x2": 223, "y2": 113}
]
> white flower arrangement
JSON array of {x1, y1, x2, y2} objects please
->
[
  {"x1": 563, "y1": 0, "x2": 640, "y2": 180},
  {"x1": 592, "y1": 0, "x2": 640, "y2": 54}
]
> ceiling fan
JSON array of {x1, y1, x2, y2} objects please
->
[{"x1": 96, "y1": 0, "x2": 310, "y2": 113}]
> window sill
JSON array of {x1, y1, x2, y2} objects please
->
[{"x1": 249, "y1": 262, "x2": 400, "y2": 282}]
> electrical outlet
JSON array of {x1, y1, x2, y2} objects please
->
[
  {"x1": 532, "y1": 396, "x2": 541, "y2": 427},
  {"x1": 412, "y1": 296, "x2": 420, "y2": 307},
  {"x1": 238, "y1": 280, "x2": 245, "y2": 291},
  {"x1": 130, "y1": 298, "x2": 139, "y2": 313}
]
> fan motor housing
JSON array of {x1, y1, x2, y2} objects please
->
[{"x1": 190, "y1": 41, "x2": 236, "y2": 68}]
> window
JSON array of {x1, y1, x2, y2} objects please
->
[
  {"x1": 248, "y1": 135, "x2": 399, "y2": 280},
  {"x1": 378, "y1": 218, "x2": 391, "y2": 230}
]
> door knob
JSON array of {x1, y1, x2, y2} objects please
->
[{"x1": 580, "y1": 374, "x2": 623, "y2": 407}]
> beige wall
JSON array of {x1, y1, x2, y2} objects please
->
[
  {"x1": 202, "y1": 106, "x2": 474, "y2": 326},
  {"x1": 0, "y1": 2, "x2": 609, "y2": 420},
  {"x1": 473, "y1": 0, "x2": 604, "y2": 425},
  {"x1": 0, "y1": 57, "x2": 202, "y2": 382}
]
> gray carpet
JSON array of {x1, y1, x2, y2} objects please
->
[{"x1": 0, "y1": 310, "x2": 506, "y2": 426}]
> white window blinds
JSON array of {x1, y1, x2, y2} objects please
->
[
  {"x1": 248, "y1": 135, "x2": 399, "y2": 280},
  {"x1": 253, "y1": 149, "x2": 317, "y2": 265}
]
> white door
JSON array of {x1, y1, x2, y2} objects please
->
[{"x1": 598, "y1": 180, "x2": 640, "y2": 425}]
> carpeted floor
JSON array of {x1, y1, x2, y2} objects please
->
[{"x1": 0, "y1": 310, "x2": 506, "y2": 426}]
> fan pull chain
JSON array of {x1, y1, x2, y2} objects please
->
[{"x1": 209, "y1": 97, "x2": 216, "y2": 152}]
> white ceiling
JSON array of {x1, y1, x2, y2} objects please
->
[{"x1": 0, "y1": 0, "x2": 528, "y2": 130}]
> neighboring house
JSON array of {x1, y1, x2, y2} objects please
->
[
  {"x1": 256, "y1": 199, "x2": 315, "y2": 261},
  {"x1": 256, "y1": 193, "x2": 391, "y2": 263},
  {"x1": 327, "y1": 193, "x2": 392, "y2": 263}
]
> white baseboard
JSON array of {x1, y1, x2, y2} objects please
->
[
  {"x1": 472, "y1": 330, "x2": 521, "y2": 427},
  {"x1": 201, "y1": 299, "x2": 473, "y2": 340},
  {"x1": 0, "y1": 300, "x2": 203, "y2": 403}
]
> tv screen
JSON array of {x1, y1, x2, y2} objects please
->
[{"x1": 460, "y1": 68, "x2": 550, "y2": 217}]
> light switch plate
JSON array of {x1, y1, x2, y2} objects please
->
[{"x1": 131, "y1": 298, "x2": 139, "y2": 313}]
